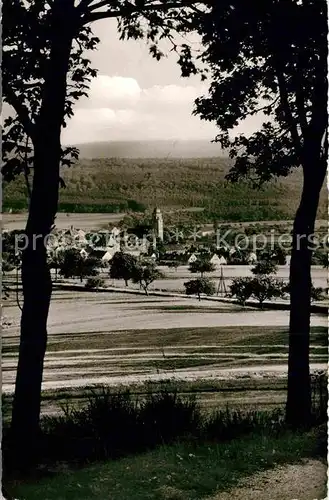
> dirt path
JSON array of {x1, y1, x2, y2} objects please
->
[{"x1": 208, "y1": 459, "x2": 327, "y2": 500}]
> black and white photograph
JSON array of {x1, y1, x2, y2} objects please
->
[{"x1": 2, "y1": 1, "x2": 328, "y2": 498}]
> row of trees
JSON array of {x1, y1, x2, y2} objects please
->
[
  {"x1": 110, "y1": 252, "x2": 164, "y2": 295},
  {"x1": 230, "y1": 261, "x2": 326, "y2": 307},
  {"x1": 184, "y1": 258, "x2": 326, "y2": 304}
]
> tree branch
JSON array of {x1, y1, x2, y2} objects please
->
[
  {"x1": 275, "y1": 68, "x2": 303, "y2": 161},
  {"x1": 23, "y1": 136, "x2": 32, "y2": 201},
  {"x1": 308, "y1": 74, "x2": 327, "y2": 151},
  {"x1": 3, "y1": 86, "x2": 35, "y2": 141},
  {"x1": 237, "y1": 96, "x2": 280, "y2": 122},
  {"x1": 82, "y1": 0, "x2": 205, "y2": 25}
]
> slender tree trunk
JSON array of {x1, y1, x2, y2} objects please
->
[
  {"x1": 10, "y1": 1, "x2": 75, "y2": 465},
  {"x1": 286, "y1": 160, "x2": 326, "y2": 427}
]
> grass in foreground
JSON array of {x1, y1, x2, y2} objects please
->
[{"x1": 7, "y1": 426, "x2": 326, "y2": 500}]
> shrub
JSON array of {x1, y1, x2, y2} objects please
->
[
  {"x1": 203, "y1": 407, "x2": 285, "y2": 441},
  {"x1": 85, "y1": 277, "x2": 106, "y2": 290},
  {"x1": 284, "y1": 283, "x2": 326, "y2": 302},
  {"x1": 139, "y1": 390, "x2": 201, "y2": 445},
  {"x1": 311, "y1": 285, "x2": 325, "y2": 302},
  {"x1": 251, "y1": 260, "x2": 278, "y2": 276},
  {"x1": 311, "y1": 371, "x2": 328, "y2": 425},
  {"x1": 38, "y1": 388, "x2": 201, "y2": 463}
]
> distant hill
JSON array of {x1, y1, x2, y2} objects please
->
[
  {"x1": 4, "y1": 156, "x2": 328, "y2": 223},
  {"x1": 73, "y1": 140, "x2": 225, "y2": 159}
]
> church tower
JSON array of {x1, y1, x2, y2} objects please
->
[{"x1": 153, "y1": 207, "x2": 164, "y2": 242}]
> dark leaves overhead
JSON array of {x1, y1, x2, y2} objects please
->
[
  {"x1": 181, "y1": 0, "x2": 327, "y2": 184},
  {"x1": 3, "y1": 0, "x2": 100, "y2": 183}
]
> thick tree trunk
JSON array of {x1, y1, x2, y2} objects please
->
[
  {"x1": 10, "y1": 1, "x2": 75, "y2": 465},
  {"x1": 286, "y1": 160, "x2": 326, "y2": 427}
]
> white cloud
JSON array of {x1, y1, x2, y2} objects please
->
[
  {"x1": 79, "y1": 75, "x2": 141, "y2": 110},
  {"x1": 142, "y1": 84, "x2": 200, "y2": 103},
  {"x1": 62, "y1": 74, "x2": 215, "y2": 144}
]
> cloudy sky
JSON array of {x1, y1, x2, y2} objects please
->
[{"x1": 61, "y1": 18, "x2": 263, "y2": 145}]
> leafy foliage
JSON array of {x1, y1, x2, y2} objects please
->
[
  {"x1": 59, "y1": 248, "x2": 101, "y2": 281},
  {"x1": 4, "y1": 156, "x2": 327, "y2": 220},
  {"x1": 3, "y1": 0, "x2": 100, "y2": 187},
  {"x1": 185, "y1": 0, "x2": 328, "y2": 185},
  {"x1": 251, "y1": 260, "x2": 278, "y2": 276},
  {"x1": 167, "y1": 261, "x2": 181, "y2": 270},
  {"x1": 189, "y1": 258, "x2": 215, "y2": 277},
  {"x1": 2, "y1": 0, "x2": 213, "y2": 189},
  {"x1": 230, "y1": 275, "x2": 286, "y2": 307},
  {"x1": 85, "y1": 276, "x2": 106, "y2": 290},
  {"x1": 310, "y1": 286, "x2": 325, "y2": 302},
  {"x1": 2, "y1": 231, "x2": 23, "y2": 271},
  {"x1": 109, "y1": 252, "x2": 138, "y2": 286},
  {"x1": 184, "y1": 277, "x2": 215, "y2": 300},
  {"x1": 131, "y1": 261, "x2": 164, "y2": 294},
  {"x1": 229, "y1": 277, "x2": 254, "y2": 306},
  {"x1": 250, "y1": 276, "x2": 286, "y2": 307}
]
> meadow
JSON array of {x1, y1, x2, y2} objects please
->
[
  {"x1": 3, "y1": 291, "x2": 327, "y2": 417},
  {"x1": 3, "y1": 157, "x2": 328, "y2": 222}
]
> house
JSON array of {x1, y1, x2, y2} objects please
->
[
  {"x1": 188, "y1": 253, "x2": 197, "y2": 264},
  {"x1": 74, "y1": 229, "x2": 88, "y2": 247},
  {"x1": 80, "y1": 248, "x2": 88, "y2": 259},
  {"x1": 111, "y1": 226, "x2": 120, "y2": 237},
  {"x1": 210, "y1": 254, "x2": 221, "y2": 267},
  {"x1": 102, "y1": 250, "x2": 114, "y2": 263}
]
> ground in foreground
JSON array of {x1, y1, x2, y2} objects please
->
[{"x1": 7, "y1": 427, "x2": 327, "y2": 500}]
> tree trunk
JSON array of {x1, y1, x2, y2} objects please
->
[
  {"x1": 286, "y1": 160, "x2": 326, "y2": 428},
  {"x1": 10, "y1": 1, "x2": 75, "y2": 465}
]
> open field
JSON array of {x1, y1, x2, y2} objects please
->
[
  {"x1": 2, "y1": 212, "x2": 126, "y2": 231},
  {"x1": 3, "y1": 157, "x2": 328, "y2": 221},
  {"x1": 3, "y1": 291, "x2": 327, "y2": 415},
  {"x1": 3, "y1": 212, "x2": 328, "y2": 233}
]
